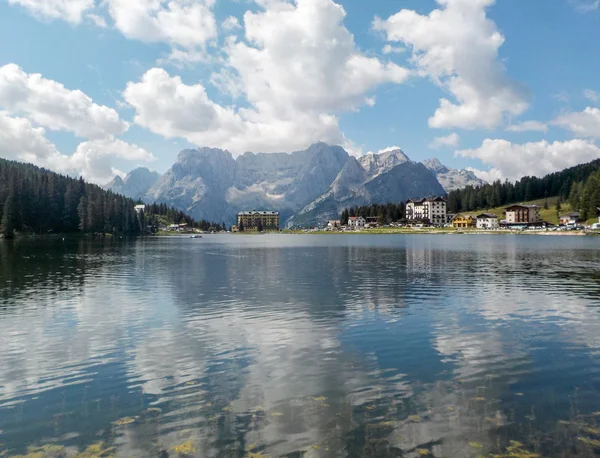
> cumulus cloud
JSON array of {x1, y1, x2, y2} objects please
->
[
  {"x1": 506, "y1": 120, "x2": 548, "y2": 133},
  {"x1": 222, "y1": 16, "x2": 241, "y2": 32},
  {"x1": 7, "y1": 0, "x2": 218, "y2": 63},
  {"x1": 7, "y1": 0, "x2": 94, "y2": 24},
  {"x1": 70, "y1": 138, "x2": 156, "y2": 183},
  {"x1": 0, "y1": 63, "x2": 128, "y2": 139},
  {"x1": 0, "y1": 112, "x2": 155, "y2": 183},
  {"x1": 106, "y1": 0, "x2": 218, "y2": 62},
  {"x1": 373, "y1": 0, "x2": 528, "y2": 130},
  {"x1": 429, "y1": 132, "x2": 460, "y2": 149},
  {"x1": 553, "y1": 107, "x2": 600, "y2": 138},
  {"x1": 124, "y1": 0, "x2": 409, "y2": 154},
  {"x1": 0, "y1": 112, "x2": 66, "y2": 166},
  {"x1": 124, "y1": 68, "x2": 345, "y2": 153},
  {"x1": 456, "y1": 138, "x2": 600, "y2": 182},
  {"x1": 466, "y1": 166, "x2": 504, "y2": 183}
]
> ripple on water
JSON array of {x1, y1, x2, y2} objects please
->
[{"x1": 1, "y1": 235, "x2": 600, "y2": 457}]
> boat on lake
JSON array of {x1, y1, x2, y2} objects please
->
[{"x1": 190, "y1": 235, "x2": 202, "y2": 239}]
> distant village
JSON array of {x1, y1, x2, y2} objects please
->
[
  {"x1": 140, "y1": 198, "x2": 600, "y2": 234},
  {"x1": 322, "y1": 197, "x2": 600, "y2": 232}
]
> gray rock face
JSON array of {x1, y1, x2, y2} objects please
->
[
  {"x1": 105, "y1": 167, "x2": 160, "y2": 200},
  {"x1": 124, "y1": 143, "x2": 448, "y2": 227},
  {"x1": 423, "y1": 158, "x2": 486, "y2": 192},
  {"x1": 358, "y1": 148, "x2": 410, "y2": 177},
  {"x1": 290, "y1": 153, "x2": 445, "y2": 228}
]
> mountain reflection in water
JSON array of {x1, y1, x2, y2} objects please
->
[{"x1": 1, "y1": 234, "x2": 600, "y2": 457}]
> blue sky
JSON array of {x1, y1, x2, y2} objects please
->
[{"x1": 0, "y1": 0, "x2": 599, "y2": 184}]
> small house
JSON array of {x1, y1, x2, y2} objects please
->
[
  {"x1": 366, "y1": 217, "x2": 379, "y2": 228},
  {"x1": 560, "y1": 212, "x2": 582, "y2": 226},
  {"x1": 348, "y1": 216, "x2": 366, "y2": 228},
  {"x1": 452, "y1": 214, "x2": 477, "y2": 229},
  {"x1": 476, "y1": 213, "x2": 499, "y2": 229},
  {"x1": 134, "y1": 204, "x2": 146, "y2": 214},
  {"x1": 327, "y1": 220, "x2": 341, "y2": 229}
]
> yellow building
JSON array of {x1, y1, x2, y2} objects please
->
[
  {"x1": 237, "y1": 211, "x2": 280, "y2": 231},
  {"x1": 452, "y1": 214, "x2": 477, "y2": 229}
]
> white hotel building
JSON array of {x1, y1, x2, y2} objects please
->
[{"x1": 405, "y1": 197, "x2": 447, "y2": 226}]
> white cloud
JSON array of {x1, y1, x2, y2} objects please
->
[
  {"x1": 378, "y1": 146, "x2": 403, "y2": 154},
  {"x1": 231, "y1": 0, "x2": 409, "y2": 115},
  {"x1": 106, "y1": 0, "x2": 218, "y2": 61},
  {"x1": 373, "y1": 0, "x2": 528, "y2": 130},
  {"x1": 506, "y1": 120, "x2": 548, "y2": 133},
  {"x1": 124, "y1": 0, "x2": 409, "y2": 154},
  {"x1": 0, "y1": 63, "x2": 128, "y2": 139},
  {"x1": 456, "y1": 138, "x2": 600, "y2": 182},
  {"x1": 571, "y1": 0, "x2": 600, "y2": 12},
  {"x1": 222, "y1": 15, "x2": 241, "y2": 32},
  {"x1": 553, "y1": 107, "x2": 600, "y2": 138},
  {"x1": 429, "y1": 132, "x2": 460, "y2": 149},
  {"x1": 87, "y1": 13, "x2": 107, "y2": 28},
  {"x1": 584, "y1": 89, "x2": 599, "y2": 102},
  {"x1": 0, "y1": 111, "x2": 154, "y2": 183},
  {"x1": 382, "y1": 44, "x2": 405, "y2": 54},
  {"x1": 0, "y1": 112, "x2": 66, "y2": 166},
  {"x1": 70, "y1": 138, "x2": 156, "y2": 183},
  {"x1": 7, "y1": 0, "x2": 94, "y2": 24},
  {"x1": 124, "y1": 68, "x2": 345, "y2": 154},
  {"x1": 466, "y1": 166, "x2": 504, "y2": 183}
]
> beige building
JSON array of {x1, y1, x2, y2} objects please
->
[
  {"x1": 406, "y1": 197, "x2": 447, "y2": 226},
  {"x1": 505, "y1": 204, "x2": 541, "y2": 224},
  {"x1": 237, "y1": 211, "x2": 280, "y2": 231}
]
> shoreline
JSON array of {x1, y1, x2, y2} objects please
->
[{"x1": 285, "y1": 228, "x2": 598, "y2": 237}]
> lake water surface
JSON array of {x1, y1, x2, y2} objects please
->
[{"x1": 2, "y1": 234, "x2": 600, "y2": 457}]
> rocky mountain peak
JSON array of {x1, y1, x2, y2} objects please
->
[
  {"x1": 423, "y1": 158, "x2": 448, "y2": 174},
  {"x1": 358, "y1": 147, "x2": 410, "y2": 177},
  {"x1": 423, "y1": 158, "x2": 486, "y2": 192}
]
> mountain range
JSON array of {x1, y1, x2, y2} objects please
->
[{"x1": 106, "y1": 143, "x2": 485, "y2": 227}]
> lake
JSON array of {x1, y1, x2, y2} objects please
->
[{"x1": 1, "y1": 234, "x2": 600, "y2": 457}]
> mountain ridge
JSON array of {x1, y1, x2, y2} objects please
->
[{"x1": 106, "y1": 143, "x2": 480, "y2": 227}]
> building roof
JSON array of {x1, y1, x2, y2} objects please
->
[
  {"x1": 454, "y1": 213, "x2": 477, "y2": 219},
  {"x1": 560, "y1": 212, "x2": 580, "y2": 218},
  {"x1": 477, "y1": 213, "x2": 498, "y2": 219},
  {"x1": 348, "y1": 216, "x2": 365, "y2": 220},
  {"x1": 134, "y1": 204, "x2": 146, "y2": 209},
  {"x1": 407, "y1": 196, "x2": 446, "y2": 204},
  {"x1": 238, "y1": 211, "x2": 280, "y2": 216},
  {"x1": 506, "y1": 204, "x2": 540, "y2": 210}
]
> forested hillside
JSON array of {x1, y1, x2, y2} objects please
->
[
  {"x1": 0, "y1": 159, "x2": 223, "y2": 238},
  {"x1": 340, "y1": 203, "x2": 406, "y2": 225},
  {"x1": 447, "y1": 159, "x2": 600, "y2": 214}
]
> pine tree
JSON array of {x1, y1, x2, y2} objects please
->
[
  {"x1": 78, "y1": 196, "x2": 88, "y2": 232},
  {"x1": 1, "y1": 193, "x2": 16, "y2": 238}
]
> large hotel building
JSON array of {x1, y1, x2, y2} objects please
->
[{"x1": 237, "y1": 211, "x2": 280, "y2": 231}]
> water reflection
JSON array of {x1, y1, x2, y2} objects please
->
[{"x1": 1, "y1": 235, "x2": 600, "y2": 457}]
